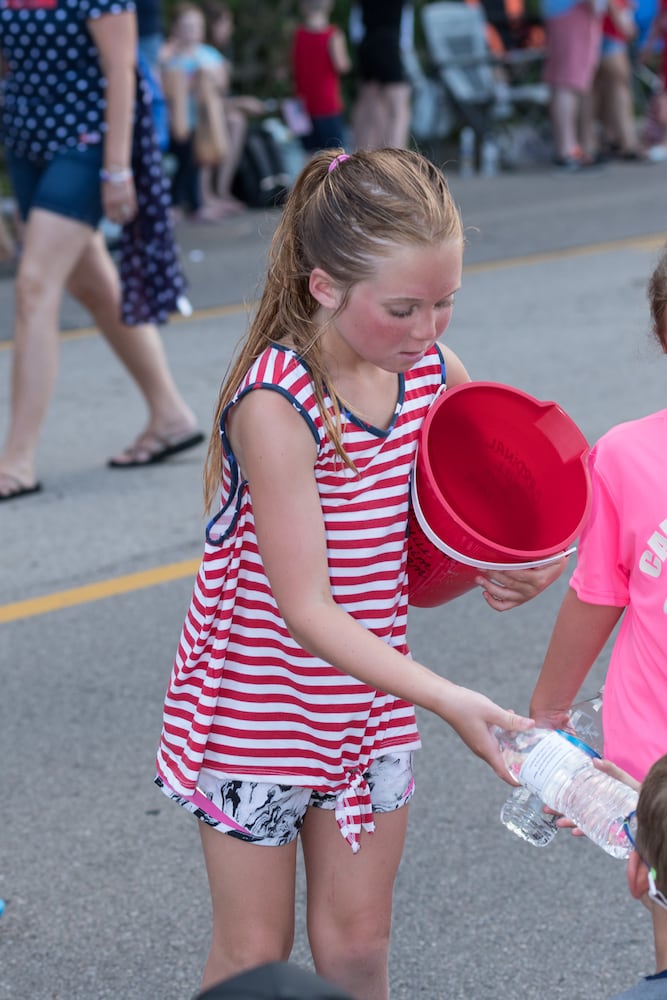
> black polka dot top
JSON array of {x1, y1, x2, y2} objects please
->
[{"x1": 0, "y1": 0, "x2": 136, "y2": 161}]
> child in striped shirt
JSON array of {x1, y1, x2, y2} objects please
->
[{"x1": 155, "y1": 147, "x2": 566, "y2": 1000}]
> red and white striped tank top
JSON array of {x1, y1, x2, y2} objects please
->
[{"x1": 156, "y1": 343, "x2": 446, "y2": 799}]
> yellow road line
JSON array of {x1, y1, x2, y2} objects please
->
[
  {"x1": 2, "y1": 231, "x2": 664, "y2": 350},
  {"x1": 0, "y1": 558, "x2": 200, "y2": 623},
  {"x1": 0, "y1": 299, "x2": 252, "y2": 350},
  {"x1": 1, "y1": 229, "x2": 666, "y2": 622},
  {"x1": 59, "y1": 299, "x2": 253, "y2": 343},
  {"x1": 463, "y1": 233, "x2": 666, "y2": 274}
]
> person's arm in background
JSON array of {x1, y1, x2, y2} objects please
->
[
  {"x1": 530, "y1": 588, "x2": 624, "y2": 728},
  {"x1": 88, "y1": 10, "x2": 138, "y2": 224},
  {"x1": 329, "y1": 26, "x2": 353, "y2": 75}
]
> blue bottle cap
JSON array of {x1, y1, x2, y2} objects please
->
[{"x1": 557, "y1": 729, "x2": 602, "y2": 759}]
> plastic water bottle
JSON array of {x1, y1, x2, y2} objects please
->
[
  {"x1": 567, "y1": 688, "x2": 604, "y2": 755},
  {"x1": 494, "y1": 725, "x2": 637, "y2": 859},
  {"x1": 500, "y1": 690, "x2": 604, "y2": 847},
  {"x1": 500, "y1": 785, "x2": 559, "y2": 847},
  {"x1": 459, "y1": 127, "x2": 476, "y2": 177}
]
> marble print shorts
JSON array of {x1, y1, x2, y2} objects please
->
[{"x1": 155, "y1": 751, "x2": 415, "y2": 847}]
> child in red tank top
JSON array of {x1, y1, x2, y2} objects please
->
[{"x1": 291, "y1": 0, "x2": 352, "y2": 151}]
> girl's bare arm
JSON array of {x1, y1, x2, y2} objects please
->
[{"x1": 530, "y1": 587, "x2": 624, "y2": 728}]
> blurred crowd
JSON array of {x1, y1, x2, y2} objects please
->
[
  {"x1": 3, "y1": 0, "x2": 667, "y2": 248},
  {"x1": 145, "y1": 0, "x2": 667, "y2": 205},
  {"x1": 149, "y1": 0, "x2": 416, "y2": 224}
]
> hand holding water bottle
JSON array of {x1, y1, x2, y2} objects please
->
[
  {"x1": 495, "y1": 721, "x2": 637, "y2": 858},
  {"x1": 499, "y1": 690, "x2": 604, "y2": 848}
]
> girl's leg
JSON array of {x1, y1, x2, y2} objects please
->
[
  {"x1": 198, "y1": 823, "x2": 299, "y2": 992},
  {"x1": 65, "y1": 231, "x2": 200, "y2": 463},
  {"x1": 300, "y1": 805, "x2": 409, "y2": 1000},
  {"x1": 0, "y1": 209, "x2": 94, "y2": 494}
]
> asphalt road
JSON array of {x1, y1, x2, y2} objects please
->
[{"x1": 2, "y1": 157, "x2": 667, "y2": 999}]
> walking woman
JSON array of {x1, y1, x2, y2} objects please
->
[{"x1": 0, "y1": 0, "x2": 203, "y2": 500}]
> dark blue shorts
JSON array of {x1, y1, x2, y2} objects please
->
[
  {"x1": 6, "y1": 144, "x2": 104, "y2": 227},
  {"x1": 302, "y1": 114, "x2": 348, "y2": 153}
]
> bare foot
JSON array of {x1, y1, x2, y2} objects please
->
[
  {"x1": 216, "y1": 196, "x2": 247, "y2": 217},
  {"x1": 190, "y1": 204, "x2": 226, "y2": 223}
]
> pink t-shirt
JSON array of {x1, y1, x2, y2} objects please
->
[{"x1": 569, "y1": 410, "x2": 667, "y2": 782}]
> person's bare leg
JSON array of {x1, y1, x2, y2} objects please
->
[
  {"x1": 550, "y1": 85, "x2": 580, "y2": 158},
  {"x1": 592, "y1": 65, "x2": 609, "y2": 149},
  {"x1": 214, "y1": 106, "x2": 247, "y2": 211},
  {"x1": 194, "y1": 69, "x2": 230, "y2": 220},
  {"x1": 0, "y1": 212, "x2": 16, "y2": 263},
  {"x1": 0, "y1": 209, "x2": 94, "y2": 494},
  {"x1": 198, "y1": 823, "x2": 297, "y2": 991},
  {"x1": 197, "y1": 164, "x2": 226, "y2": 220},
  {"x1": 383, "y1": 82, "x2": 412, "y2": 148},
  {"x1": 66, "y1": 231, "x2": 200, "y2": 464},
  {"x1": 602, "y1": 50, "x2": 639, "y2": 153},
  {"x1": 352, "y1": 82, "x2": 387, "y2": 150},
  {"x1": 301, "y1": 806, "x2": 409, "y2": 1000},
  {"x1": 579, "y1": 88, "x2": 596, "y2": 160},
  {"x1": 162, "y1": 65, "x2": 190, "y2": 143}
]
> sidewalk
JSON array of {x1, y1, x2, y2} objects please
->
[{"x1": 0, "y1": 155, "x2": 666, "y2": 340}]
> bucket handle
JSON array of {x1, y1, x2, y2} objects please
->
[{"x1": 410, "y1": 471, "x2": 576, "y2": 571}]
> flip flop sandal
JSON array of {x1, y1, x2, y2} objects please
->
[
  {"x1": 107, "y1": 431, "x2": 205, "y2": 468},
  {"x1": 0, "y1": 474, "x2": 43, "y2": 502}
]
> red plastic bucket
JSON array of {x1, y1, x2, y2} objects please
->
[{"x1": 407, "y1": 381, "x2": 591, "y2": 607}]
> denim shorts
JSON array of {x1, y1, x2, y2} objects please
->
[
  {"x1": 156, "y1": 750, "x2": 416, "y2": 847},
  {"x1": 6, "y1": 143, "x2": 104, "y2": 227}
]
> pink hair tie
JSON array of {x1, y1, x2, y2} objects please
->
[{"x1": 328, "y1": 153, "x2": 351, "y2": 173}]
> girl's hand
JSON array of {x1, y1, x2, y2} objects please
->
[
  {"x1": 102, "y1": 174, "x2": 137, "y2": 226},
  {"x1": 530, "y1": 707, "x2": 570, "y2": 732},
  {"x1": 475, "y1": 555, "x2": 569, "y2": 611},
  {"x1": 441, "y1": 687, "x2": 533, "y2": 783}
]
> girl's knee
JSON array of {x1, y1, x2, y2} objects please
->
[{"x1": 309, "y1": 910, "x2": 391, "y2": 967}]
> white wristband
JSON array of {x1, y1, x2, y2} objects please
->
[{"x1": 100, "y1": 167, "x2": 133, "y2": 184}]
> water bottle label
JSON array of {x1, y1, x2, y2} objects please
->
[{"x1": 518, "y1": 731, "x2": 587, "y2": 798}]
